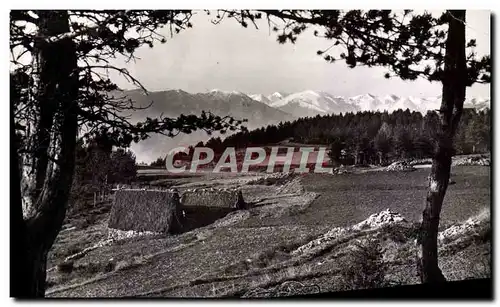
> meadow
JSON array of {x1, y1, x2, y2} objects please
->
[{"x1": 45, "y1": 165, "x2": 491, "y2": 297}]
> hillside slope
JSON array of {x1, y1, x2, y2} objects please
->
[
  {"x1": 114, "y1": 89, "x2": 295, "y2": 162},
  {"x1": 46, "y1": 168, "x2": 490, "y2": 297}
]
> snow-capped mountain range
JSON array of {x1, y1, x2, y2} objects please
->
[
  {"x1": 121, "y1": 88, "x2": 489, "y2": 163},
  {"x1": 249, "y1": 90, "x2": 490, "y2": 117},
  {"x1": 249, "y1": 92, "x2": 287, "y2": 105}
]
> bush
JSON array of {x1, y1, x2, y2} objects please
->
[
  {"x1": 381, "y1": 222, "x2": 420, "y2": 243},
  {"x1": 338, "y1": 238, "x2": 387, "y2": 290},
  {"x1": 57, "y1": 261, "x2": 74, "y2": 274}
]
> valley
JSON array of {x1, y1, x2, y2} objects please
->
[{"x1": 117, "y1": 88, "x2": 490, "y2": 163}]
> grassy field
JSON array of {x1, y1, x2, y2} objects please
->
[
  {"x1": 238, "y1": 166, "x2": 490, "y2": 229},
  {"x1": 300, "y1": 166, "x2": 490, "y2": 227},
  {"x1": 46, "y1": 164, "x2": 490, "y2": 297}
]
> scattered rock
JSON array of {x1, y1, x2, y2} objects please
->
[
  {"x1": 386, "y1": 161, "x2": 416, "y2": 172},
  {"x1": 438, "y1": 211, "x2": 489, "y2": 243},
  {"x1": 292, "y1": 209, "x2": 408, "y2": 256},
  {"x1": 332, "y1": 166, "x2": 350, "y2": 175},
  {"x1": 452, "y1": 156, "x2": 490, "y2": 166},
  {"x1": 408, "y1": 158, "x2": 433, "y2": 166},
  {"x1": 107, "y1": 228, "x2": 158, "y2": 241},
  {"x1": 352, "y1": 209, "x2": 408, "y2": 231}
]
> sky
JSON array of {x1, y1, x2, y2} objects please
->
[{"x1": 111, "y1": 10, "x2": 491, "y2": 98}]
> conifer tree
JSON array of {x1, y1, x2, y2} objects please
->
[
  {"x1": 10, "y1": 10, "x2": 245, "y2": 297},
  {"x1": 217, "y1": 9, "x2": 490, "y2": 282}
]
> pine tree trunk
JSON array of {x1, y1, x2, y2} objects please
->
[
  {"x1": 417, "y1": 10, "x2": 467, "y2": 283},
  {"x1": 13, "y1": 11, "x2": 79, "y2": 297},
  {"x1": 11, "y1": 76, "x2": 50, "y2": 298},
  {"x1": 23, "y1": 245, "x2": 49, "y2": 296},
  {"x1": 11, "y1": 98, "x2": 29, "y2": 297}
]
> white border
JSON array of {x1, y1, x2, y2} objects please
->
[{"x1": 5, "y1": 0, "x2": 500, "y2": 10}]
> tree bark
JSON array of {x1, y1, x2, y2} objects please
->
[
  {"x1": 417, "y1": 10, "x2": 467, "y2": 283},
  {"x1": 11, "y1": 90, "x2": 29, "y2": 297},
  {"x1": 13, "y1": 11, "x2": 79, "y2": 298}
]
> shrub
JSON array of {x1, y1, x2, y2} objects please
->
[
  {"x1": 338, "y1": 237, "x2": 388, "y2": 290},
  {"x1": 57, "y1": 261, "x2": 74, "y2": 274}
]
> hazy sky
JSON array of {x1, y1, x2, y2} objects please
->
[{"x1": 111, "y1": 10, "x2": 491, "y2": 98}]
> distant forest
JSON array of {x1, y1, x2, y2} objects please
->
[{"x1": 151, "y1": 109, "x2": 490, "y2": 167}]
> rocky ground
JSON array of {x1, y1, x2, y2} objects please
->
[
  {"x1": 386, "y1": 161, "x2": 416, "y2": 172},
  {"x1": 406, "y1": 154, "x2": 491, "y2": 167},
  {"x1": 45, "y1": 165, "x2": 491, "y2": 298}
]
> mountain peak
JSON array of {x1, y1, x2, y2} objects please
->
[
  {"x1": 249, "y1": 94, "x2": 271, "y2": 104},
  {"x1": 208, "y1": 89, "x2": 242, "y2": 95},
  {"x1": 263, "y1": 91, "x2": 490, "y2": 117},
  {"x1": 301, "y1": 90, "x2": 321, "y2": 96},
  {"x1": 265, "y1": 92, "x2": 285, "y2": 103},
  {"x1": 390, "y1": 94, "x2": 400, "y2": 101}
]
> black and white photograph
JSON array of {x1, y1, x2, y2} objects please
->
[{"x1": 9, "y1": 5, "x2": 492, "y2": 299}]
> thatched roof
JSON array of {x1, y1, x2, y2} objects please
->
[
  {"x1": 108, "y1": 189, "x2": 183, "y2": 233},
  {"x1": 180, "y1": 188, "x2": 246, "y2": 209}
]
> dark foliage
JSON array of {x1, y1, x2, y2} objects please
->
[
  {"x1": 338, "y1": 238, "x2": 388, "y2": 290},
  {"x1": 69, "y1": 136, "x2": 137, "y2": 213}
]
